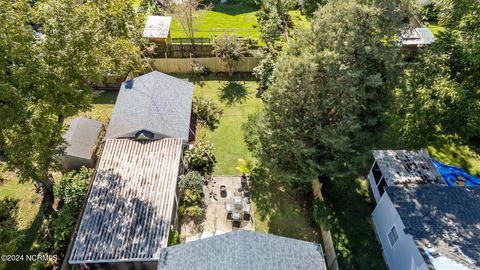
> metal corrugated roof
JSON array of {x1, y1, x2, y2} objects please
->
[
  {"x1": 63, "y1": 117, "x2": 102, "y2": 159},
  {"x1": 69, "y1": 138, "x2": 184, "y2": 264},
  {"x1": 105, "y1": 71, "x2": 193, "y2": 141},
  {"x1": 143, "y1": 16, "x2": 172, "y2": 39}
]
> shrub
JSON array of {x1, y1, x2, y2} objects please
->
[
  {"x1": 253, "y1": 52, "x2": 276, "y2": 98},
  {"x1": 185, "y1": 140, "x2": 217, "y2": 175},
  {"x1": 179, "y1": 190, "x2": 204, "y2": 218},
  {"x1": 419, "y1": 3, "x2": 439, "y2": 23},
  {"x1": 168, "y1": 229, "x2": 180, "y2": 246},
  {"x1": 178, "y1": 171, "x2": 205, "y2": 195},
  {"x1": 52, "y1": 167, "x2": 93, "y2": 260},
  {"x1": 192, "y1": 96, "x2": 224, "y2": 131},
  {"x1": 0, "y1": 198, "x2": 24, "y2": 270},
  {"x1": 185, "y1": 205, "x2": 204, "y2": 218},
  {"x1": 311, "y1": 200, "x2": 335, "y2": 231}
]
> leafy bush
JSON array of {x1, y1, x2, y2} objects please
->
[
  {"x1": 253, "y1": 52, "x2": 276, "y2": 98},
  {"x1": 0, "y1": 198, "x2": 24, "y2": 269},
  {"x1": 419, "y1": 3, "x2": 439, "y2": 22},
  {"x1": 311, "y1": 200, "x2": 335, "y2": 230},
  {"x1": 168, "y1": 229, "x2": 180, "y2": 246},
  {"x1": 52, "y1": 167, "x2": 93, "y2": 260},
  {"x1": 179, "y1": 190, "x2": 204, "y2": 218},
  {"x1": 185, "y1": 140, "x2": 217, "y2": 175},
  {"x1": 193, "y1": 96, "x2": 224, "y2": 131},
  {"x1": 178, "y1": 171, "x2": 205, "y2": 195},
  {"x1": 185, "y1": 205, "x2": 204, "y2": 218},
  {"x1": 302, "y1": 0, "x2": 327, "y2": 17}
]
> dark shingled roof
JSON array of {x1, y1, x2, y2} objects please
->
[
  {"x1": 386, "y1": 186, "x2": 480, "y2": 269},
  {"x1": 106, "y1": 71, "x2": 193, "y2": 141},
  {"x1": 157, "y1": 230, "x2": 326, "y2": 270}
]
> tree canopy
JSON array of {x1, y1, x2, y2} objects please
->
[
  {"x1": 244, "y1": 0, "x2": 411, "y2": 183},
  {"x1": 0, "y1": 0, "x2": 142, "y2": 196}
]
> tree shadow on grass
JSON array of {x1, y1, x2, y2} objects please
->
[
  {"x1": 218, "y1": 81, "x2": 249, "y2": 105},
  {"x1": 211, "y1": 3, "x2": 259, "y2": 16}
]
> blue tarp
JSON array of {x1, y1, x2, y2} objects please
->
[{"x1": 431, "y1": 158, "x2": 480, "y2": 187}]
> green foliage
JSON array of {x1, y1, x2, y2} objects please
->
[
  {"x1": 193, "y1": 96, "x2": 224, "y2": 131},
  {"x1": 302, "y1": 0, "x2": 327, "y2": 17},
  {"x1": 213, "y1": 35, "x2": 248, "y2": 76},
  {"x1": 395, "y1": 0, "x2": 480, "y2": 147},
  {"x1": 179, "y1": 190, "x2": 204, "y2": 218},
  {"x1": 235, "y1": 158, "x2": 254, "y2": 176},
  {"x1": 51, "y1": 167, "x2": 92, "y2": 260},
  {"x1": 0, "y1": 198, "x2": 24, "y2": 269},
  {"x1": 244, "y1": 0, "x2": 409, "y2": 183},
  {"x1": 256, "y1": 0, "x2": 292, "y2": 44},
  {"x1": 178, "y1": 171, "x2": 205, "y2": 195},
  {"x1": 184, "y1": 205, "x2": 204, "y2": 218},
  {"x1": 168, "y1": 229, "x2": 180, "y2": 246},
  {"x1": 253, "y1": 51, "x2": 276, "y2": 98},
  {"x1": 185, "y1": 140, "x2": 217, "y2": 175},
  {"x1": 0, "y1": 0, "x2": 142, "y2": 193},
  {"x1": 311, "y1": 200, "x2": 335, "y2": 230},
  {"x1": 419, "y1": 3, "x2": 439, "y2": 22}
]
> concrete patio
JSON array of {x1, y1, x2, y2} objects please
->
[{"x1": 180, "y1": 176, "x2": 254, "y2": 243}]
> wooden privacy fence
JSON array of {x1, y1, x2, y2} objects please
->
[{"x1": 149, "y1": 57, "x2": 260, "y2": 73}]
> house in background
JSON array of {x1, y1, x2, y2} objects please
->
[
  {"x1": 105, "y1": 71, "x2": 193, "y2": 142},
  {"x1": 368, "y1": 149, "x2": 446, "y2": 204},
  {"x1": 143, "y1": 16, "x2": 172, "y2": 44},
  {"x1": 157, "y1": 230, "x2": 327, "y2": 270},
  {"x1": 69, "y1": 138, "x2": 185, "y2": 270},
  {"x1": 61, "y1": 117, "x2": 102, "y2": 171},
  {"x1": 372, "y1": 186, "x2": 480, "y2": 270},
  {"x1": 400, "y1": 27, "x2": 436, "y2": 48}
]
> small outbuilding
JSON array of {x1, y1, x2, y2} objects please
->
[
  {"x1": 143, "y1": 16, "x2": 172, "y2": 44},
  {"x1": 61, "y1": 117, "x2": 102, "y2": 171},
  {"x1": 105, "y1": 71, "x2": 193, "y2": 142},
  {"x1": 400, "y1": 27, "x2": 435, "y2": 48}
]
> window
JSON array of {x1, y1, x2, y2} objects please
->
[{"x1": 388, "y1": 226, "x2": 399, "y2": 247}]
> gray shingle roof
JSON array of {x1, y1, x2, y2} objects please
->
[
  {"x1": 63, "y1": 117, "x2": 102, "y2": 159},
  {"x1": 158, "y1": 230, "x2": 326, "y2": 270},
  {"x1": 105, "y1": 71, "x2": 193, "y2": 141},
  {"x1": 386, "y1": 186, "x2": 480, "y2": 269}
]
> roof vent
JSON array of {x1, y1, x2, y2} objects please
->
[
  {"x1": 125, "y1": 79, "x2": 134, "y2": 89},
  {"x1": 135, "y1": 130, "x2": 154, "y2": 140}
]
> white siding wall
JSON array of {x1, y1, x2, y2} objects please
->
[{"x1": 372, "y1": 194, "x2": 429, "y2": 270}]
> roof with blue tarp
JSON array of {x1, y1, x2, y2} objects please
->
[{"x1": 431, "y1": 158, "x2": 480, "y2": 187}]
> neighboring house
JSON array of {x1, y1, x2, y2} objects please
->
[
  {"x1": 372, "y1": 186, "x2": 480, "y2": 270},
  {"x1": 61, "y1": 117, "x2": 102, "y2": 171},
  {"x1": 157, "y1": 230, "x2": 327, "y2": 270},
  {"x1": 105, "y1": 71, "x2": 193, "y2": 141},
  {"x1": 69, "y1": 138, "x2": 185, "y2": 269},
  {"x1": 143, "y1": 16, "x2": 172, "y2": 44},
  {"x1": 400, "y1": 27, "x2": 435, "y2": 48},
  {"x1": 368, "y1": 149, "x2": 446, "y2": 204}
]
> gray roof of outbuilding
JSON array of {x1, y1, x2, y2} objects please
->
[
  {"x1": 105, "y1": 71, "x2": 193, "y2": 141},
  {"x1": 386, "y1": 186, "x2": 480, "y2": 269},
  {"x1": 63, "y1": 117, "x2": 102, "y2": 159},
  {"x1": 157, "y1": 230, "x2": 327, "y2": 270}
]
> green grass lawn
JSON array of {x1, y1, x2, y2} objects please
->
[
  {"x1": 193, "y1": 78, "x2": 262, "y2": 175},
  {"x1": 429, "y1": 139, "x2": 480, "y2": 176},
  {"x1": 71, "y1": 91, "x2": 118, "y2": 125},
  {"x1": 170, "y1": 3, "x2": 261, "y2": 42},
  {"x1": 425, "y1": 22, "x2": 445, "y2": 36}
]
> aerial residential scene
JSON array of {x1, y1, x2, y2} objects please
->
[{"x1": 0, "y1": 0, "x2": 479, "y2": 270}]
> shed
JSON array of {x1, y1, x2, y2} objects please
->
[
  {"x1": 158, "y1": 230, "x2": 327, "y2": 270},
  {"x1": 372, "y1": 186, "x2": 480, "y2": 270},
  {"x1": 61, "y1": 117, "x2": 102, "y2": 171},
  {"x1": 105, "y1": 71, "x2": 193, "y2": 141},
  {"x1": 143, "y1": 16, "x2": 172, "y2": 44},
  {"x1": 400, "y1": 27, "x2": 435, "y2": 47},
  {"x1": 69, "y1": 138, "x2": 184, "y2": 269}
]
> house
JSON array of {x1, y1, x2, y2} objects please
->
[
  {"x1": 105, "y1": 71, "x2": 193, "y2": 141},
  {"x1": 61, "y1": 117, "x2": 102, "y2": 171},
  {"x1": 372, "y1": 186, "x2": 480, "y2": 270},
  {"x1": 69, "y1": 138, "x2": 185, "y2": 269},
  {"x1": 143, "y1": 16, "x2": 172, "y2": 44},
  {"x1": 368, "y1": 149, "x2": 446, "y2": 204},
  {"x1": 400, "y1": 27, "x2": 435, "y2": 48},
  {"x1": 157, "y1": 230, "x2": 327, "y2": 270}
]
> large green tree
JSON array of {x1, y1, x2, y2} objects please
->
[
  {"x1": 0, "y1": 0, "x2": 142, "y2": 198},
  {"x1": 244, "y1": 0, "x2": 411, "y2": 183},
  {"x1": 395, "y1": 0, "x2": 480, "y2": 148}
]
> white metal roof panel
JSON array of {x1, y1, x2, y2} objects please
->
[
  {"x1": 69, "y1": 138, "x2": 183, "y2": 264},
  {"x1": 143, "y1": 16, "x2": 172, "y2": 39}
]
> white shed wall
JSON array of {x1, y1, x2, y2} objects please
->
[{"x1": 372, "y1": 194, "x2": 428, "y2": 270}]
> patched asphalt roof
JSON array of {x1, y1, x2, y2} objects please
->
[
  {"x1": 386, "y1": 186, "x2": 480, "y2": 269},
  {"x1": 157, "y1": 230, "x2": 327, "y2": 270},
  {"x1": 105, "y1": 71, "x2": 193, "y2": 141},
  {"x1": 63, "y1": 117, "x2": 102, "y2": 159}
]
